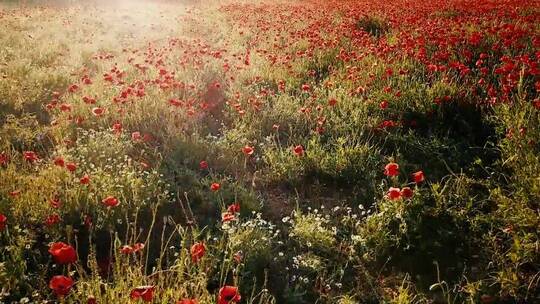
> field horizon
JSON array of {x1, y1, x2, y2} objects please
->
[{"x1": 0, "y1": 0, "x2": 539, "y2": 303}]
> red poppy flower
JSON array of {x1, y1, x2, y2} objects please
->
[
  {"x1": 23, "y1": 151, "x2": 39, "y2": 163},
  {"x1": 9, "y1": 190, "x2": 21, "y2": 197},
  {"x1": 379, "y1": 100, "x2": 389, "y2": 109},
  {"x1": 227, "y1": 203, "x2": 240, "y2": 214},
  {"x1": 132, "y1": 132, "x2": 142, "y2": 142},
  {"x1": 49, "y1": 275, "x2": 74, "y2": 296},
  {"x1": 384, "y1": 162, "x2": 399, "y2": 177},
  {"x1": 387, "y1": 187, "x2": 401, "y2": 200},
  {"x1": 169, "y1": 98, "x2": 183, "y2": 107},
  {"x1": 301, "y1": 84, "x2": 311, "y2": 92},
  {"x1": 112, "y1": 122, "x2": 122, "y2": 135},
  {"x1": 133, "y1": 243, "x2": 145, "y2": 253},
  {"x1": 87, "y1": 296, "x2": 97, "y2": 304},
  {"x1": 66, "y1": 162, "x2": 77, "y2": 172},
  {"x1": 210, "y1": 183, "x2": 221, "y2": 192},
  {"x1": 101, "y1": 196, "x2": 119, "y2": 207},
  {"x1": 68, "y1": 84, "x2": 79, "y2": 93},
  {"x1": 49, "y1": 242, "x2": 77, "y2": 264},
  {"x1": 140, "y1": 160, "x2": 150, "y2": 170},
  {"x1": 130, "y1": 286, "x2": 155, "y2": 302},
  {"x1": 59, "y1": 103, "x2": 72, "y2": 112},
  {"x1": 190, "y1": 242, "x2": 206, "y2": 263},
  {"x1": 328, "y1": 98, "x2": 337, "y2": 106},
  {"x1": 218, "y1": 286, "x2": 241, "y2": 304},
  {"x1": 380, "y1": 120, "x2": 398, "y2": 129},
  {"x1": 199, "y1": 160, "x2": 208, "y2": 170},
  {"x1": 177, "y1": 299, "x2": 198, "y2": 304},
  {"x1": 80, "y1": 174, "x2": 90, "y2": 185},
  {"x1": 0, "y1": 152, "x2": 9, "y2": 166},
  {"x1": 293, "y1": 145, "x2": 304, "y2": 157},
  {"x1": 84, "y1": 215, "x2": 93, "y2": 228},
  {"x1": 45, "y1": 213, "x2": 61, "y2": 227},
  {"x1": 92, "y1": 107, "x2": 105, "y2": 116},
  {"x1": 233, "y1": 251, "x2": 243, "y2": 263},
  {"x1": 143, "y1": 133, "x2": 153, "y2": 142},
  {"x1": 0, "y1": 214, "x2": 6, "y2": 231},
  {"x1": 242, "y1": 145, "x2": 254, "y2": 156},
  {"x1": 121, "y1": 245, "x2": 134, "y2": 254},
  {"x1": 54, "y1": 157, "x2": 65, "y2": 167},
  {"x1": 50, "y1": 197, "x2": 61, "y2": 208},
  {"x1": 412, "y1": 171, "x2": 425, "y2": 183},
  {"x1": 82, "y1": 96, "x2": 96, "y2": 104},
  {"x1": 75, "y1": 116, "x2": 85, "y2": 125},
  {"x1": 533, "y1": 99, "x2": 540, "y2": 110},
  {"x1": 221, "y1": 212, "x2": 235, "y2": 222},
  {"x1": 401, "y1": 187, "x2": 414, "y2": 199}
]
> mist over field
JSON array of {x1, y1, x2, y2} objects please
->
[{"x1": 0, "y1": 0, "x2": 539, "y2": 303}]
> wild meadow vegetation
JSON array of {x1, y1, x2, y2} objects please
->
[{"x1": 0, "y1": 0, "x2": 539, "y2": 303}]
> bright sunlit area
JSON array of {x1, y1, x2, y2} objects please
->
[{"x1": 0, "y1": 0, "x2": 539, "y2": 303}]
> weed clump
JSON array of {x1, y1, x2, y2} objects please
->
[{"x1": 356, "y1": 15, "x2": 390, "y2": 37}]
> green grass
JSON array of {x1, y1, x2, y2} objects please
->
[{"x1": 0, "y1": 0, "x2": 539, "y2": 303}]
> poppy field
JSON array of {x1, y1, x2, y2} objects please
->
[{"x1": 0, "y1": 0, "x2": 539, "y2": 303}]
